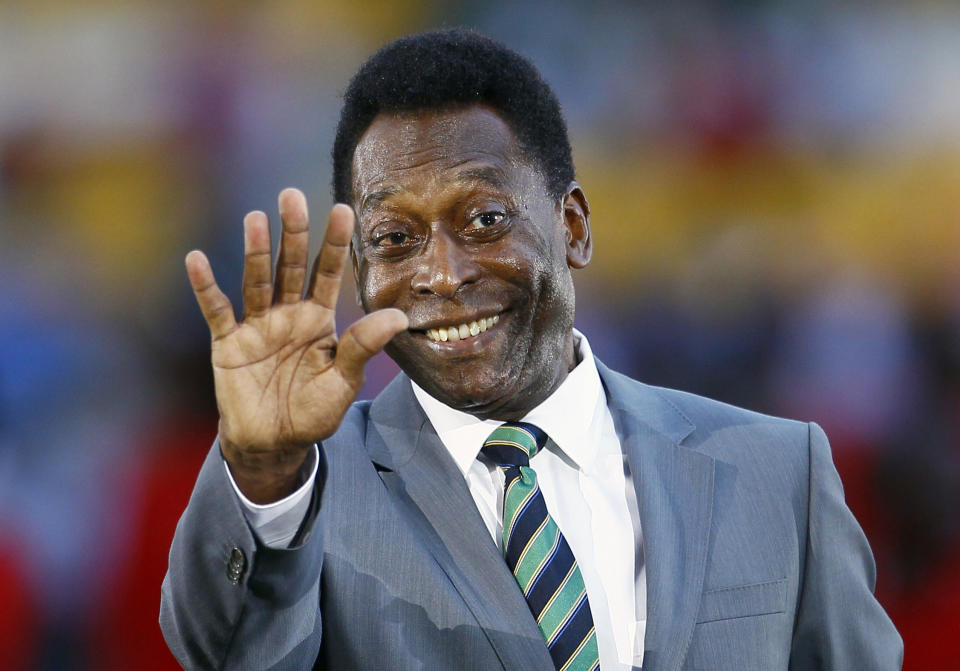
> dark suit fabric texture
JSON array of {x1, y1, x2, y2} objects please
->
[{"x1": 160, "y1": 361, "x2": 903, "y2": 670}]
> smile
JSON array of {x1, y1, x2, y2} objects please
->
[{"x1": 426, "y1": 315, "x2": 500, "y2": 343}]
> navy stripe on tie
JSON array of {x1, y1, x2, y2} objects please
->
[
  {"x1": 524, "y1": 538, "x2": 576, "y2": 615},
  {"x1": 548, "y1": 592, "x2": 594, "y2": 666}
]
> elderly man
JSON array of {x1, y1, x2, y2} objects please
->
[{"x1": 161, "y1": 29, "x2": 902, "y2": 671}]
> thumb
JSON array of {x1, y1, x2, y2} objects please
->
[{"x1": 335, "y1": 308, "x2": 408, "y2": 385}]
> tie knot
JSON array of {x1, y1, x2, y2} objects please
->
[{"x1": 481, "y1": 421, "x2": 547, "y2": 467}]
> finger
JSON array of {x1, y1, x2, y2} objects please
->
[
  {"x1": 273, "y1": 187, "x2": 310, "y2": 304},
  {"x1": 185, "y1": 250, "x2": 238, "y2": 339},
  {"x1": 242, "y1": 210, "x2": 273, "y2": 318},
  {"x1": 308, "y1": 203, "x2": 354, "y2": 309},
  {"x1": 334, "y1": 308, "x2": 409, "y2": 385}
]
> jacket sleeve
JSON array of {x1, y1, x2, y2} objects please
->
[
  {"x1": 789, "y1": 422, "x2": 903, "y2": 670},
  {"x1": 159, "y1": 439, "x2": 326, "y2": 670}
]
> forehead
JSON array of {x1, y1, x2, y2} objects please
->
[{"x1": 351, "y1": 106, "x2": 527, "y2": 205}]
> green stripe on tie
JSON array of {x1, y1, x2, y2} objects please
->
[
  {"x1": 513, "y1": 519, "x2": 559, "y2": 594},
  {"x1": 542, "y1": 585, "x2": 587, "y2": 645}
]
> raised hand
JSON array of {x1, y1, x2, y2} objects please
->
[{"x1": 185, "y1": 189, "x2": 408, "y2": 502}]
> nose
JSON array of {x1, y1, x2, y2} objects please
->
[{"x1": 410, "y1": 227, "x2": 480, "y2": 297}]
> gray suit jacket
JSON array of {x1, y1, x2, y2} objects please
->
[{"x1": 160, "y1": 362, "x2": 902, "y2": 670}]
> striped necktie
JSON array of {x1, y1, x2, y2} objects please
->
[{"x1": 481, "y1": 422, "x2": 600, "y2": 671}]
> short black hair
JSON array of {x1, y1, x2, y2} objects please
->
[{"x1": 332, "y1": 28, "x2": 574, "y2": 204}]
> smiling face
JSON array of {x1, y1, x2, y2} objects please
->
[{"x1": 350, "y1": 106, "x2": 591, "y2": 420}]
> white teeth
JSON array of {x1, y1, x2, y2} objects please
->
[{"x1": 425, "y1": 315, "x2": 502, "y2": 342}]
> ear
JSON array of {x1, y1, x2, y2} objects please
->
[{"x1": 561, "y1": 182, "x2": 592, "y2": 269}]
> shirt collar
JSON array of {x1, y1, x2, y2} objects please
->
[{"x1": 410, "y1": 329, "x2": 605, "y2": 475}]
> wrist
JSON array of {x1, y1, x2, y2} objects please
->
[{"x1": 220, "y1": 433, "x2": 313, "y2": 504}]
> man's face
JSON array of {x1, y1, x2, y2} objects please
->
[{"x1": 350, "y1": 106, "x2": 591, "y2": 420}]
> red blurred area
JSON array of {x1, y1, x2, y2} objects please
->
[
  {"x1": 87, "y1": 418, "x2": 213, "y2": 670},
  {"x1": 0, "y1": 540, "x2": 40, "y2": 671}
]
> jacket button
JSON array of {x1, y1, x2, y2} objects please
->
[{"x1": 226, "y1": 547, "x2": 246, "y2": 584}]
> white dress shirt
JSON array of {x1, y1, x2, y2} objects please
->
[{"x1": 226, "y1": 331, "x2": 646, "y2": 669}]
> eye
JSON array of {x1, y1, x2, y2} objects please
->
[
  {"x1": 371, "y1": 229, "x2": 414, "y2": 249},
  {"x1": 364, "y1": 218, "x2": 423, "y2": 258},
  {"x1": 376, "y1": 231, "x2": 409, "y2": 246},
  {"x1": 467, "y1": 211, "x2": 505, "y2": 230}
]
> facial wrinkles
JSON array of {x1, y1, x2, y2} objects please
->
[
  {"x1": 516, "y1": 244, "x2": 575, "y2": 402},
  {"x1": 466, "y1": 207, "x2": 574, "y2": 416},
  {"x1": 459, "y1": 279, "x2": 573, "y2": 419},
  {"x1": 354, "y1": 159, "x2": 529, "y2": 270},
  {"x1": 354, "y1": 109, "x2": 521, "y2": 201},
  {"x1": 357, "y1": 155, "x2": 516, "y2": 222},
  {"x1": 350, "y1": 107, "x2": 580, "y2": 419},
  {"x1": 356, "y1": 115, "x2": 454, "y2": 187}
]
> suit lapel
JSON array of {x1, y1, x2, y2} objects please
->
[
  {"x1": 364, "y1": 376, "x2": 555, "y2": 671},
  {"x1": 598, "y1": 363, "x2": 716, "y2": 671}
]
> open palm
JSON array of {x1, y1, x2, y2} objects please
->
[{"x1": 185, "y1": 189, "x2": 407, "y2": 502}]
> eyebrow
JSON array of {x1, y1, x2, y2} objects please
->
[
  {"x1": 358, "y1": 187, "x2": 399, "y2": 215},
  {"x1": 358, "y1": 165, "x2": 509, "y2": 216},
  {"x1": 455, "y1": 166, "x2": 509, "y2": 189}
]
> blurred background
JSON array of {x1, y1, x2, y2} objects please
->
[{"x1": 1, "y1": 0, "x2": 958, "y2": 668}]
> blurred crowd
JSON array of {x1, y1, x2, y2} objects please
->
[{"x1": 1, "y1": 1, "x2": 958, "y2": 668}]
